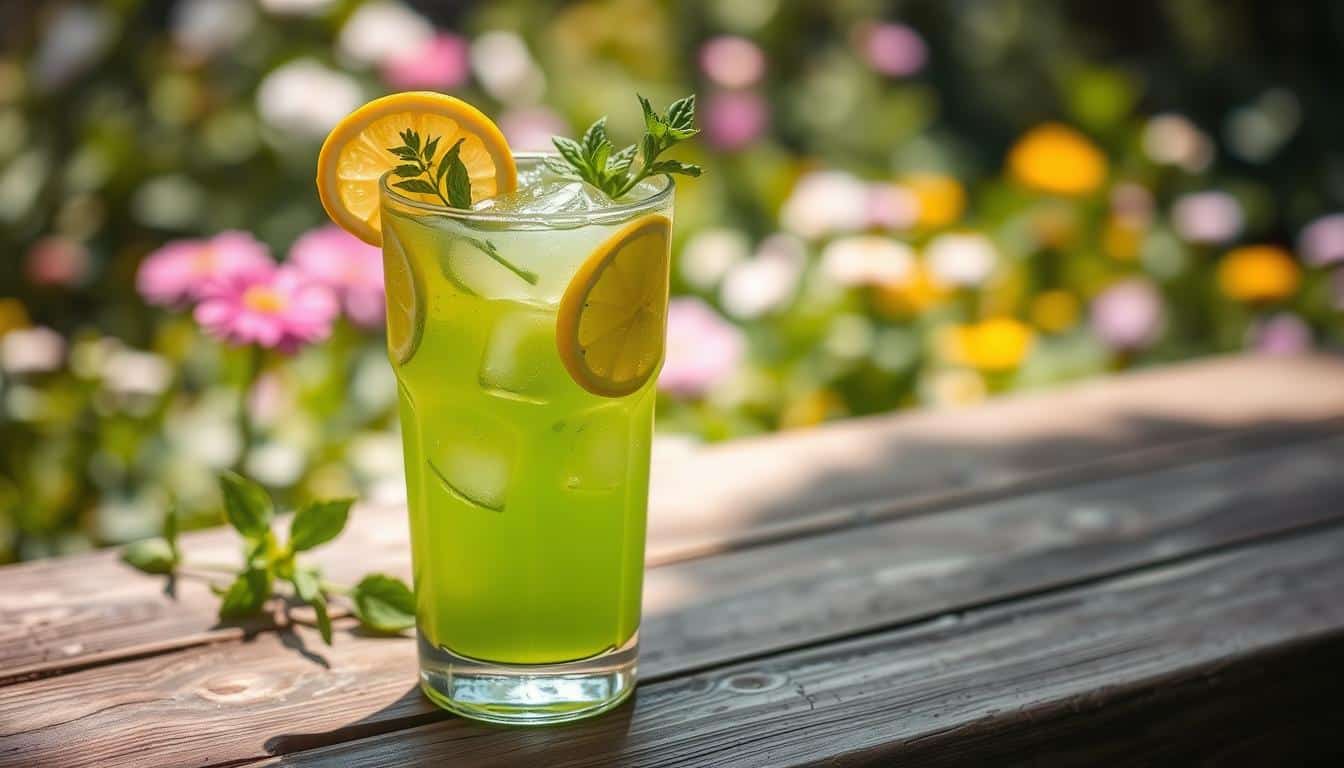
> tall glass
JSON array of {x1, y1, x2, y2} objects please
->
[{"x1": 379, "y1": 155, "x2": 672, "y2": 725}]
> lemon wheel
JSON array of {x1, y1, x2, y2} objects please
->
[
  {"x1": 381, "y1": 226, "x2": 423, "y2": 364},
  {"x1": 556, "y1": 214, "x2": 673, "y2": 397},
  {"x1": 316, "y1": 92, "x2": 516, "y2": 246}
]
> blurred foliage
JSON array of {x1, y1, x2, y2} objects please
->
[{"x1": 1, "y1": 0, "x2": 1342, "y2": 562}]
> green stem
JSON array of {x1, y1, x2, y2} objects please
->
[
  {"x1": 232, "y1": 345, "x2": 264, "y2": 475},
  {"x1": 468, "y1": 237, "x2": 538, "y2": 285}
]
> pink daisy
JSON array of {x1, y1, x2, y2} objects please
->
[
  {"x1": 194, "y1": 264, "x2": 339, "y2": 354},
  {"x1": 137, "y1": 230, "x2": 273, "y2": 307},
  {"x1": 289, "y1": 224, "x2": 386, "y2": 329}
]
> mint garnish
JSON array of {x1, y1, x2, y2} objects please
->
[{"x1": 549, "y1": 94, "x2": 703, "y2": 199}]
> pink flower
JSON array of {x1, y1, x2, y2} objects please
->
[
  {"x1": 26, "y1": 236, "x2": 91, "y2": 287},
  {"x1": 1171, "y1": 192, "x2": 1242, "y2": 245},
  {"x1": 194, "y1": 264, "x2": 338, "y2": 353},
  {"x1": 290, "y1": 224, "x2": 385, "y2": 328},
  {"x1": 1090, "y1": 278, "x2": 1165, "y2": 350},
  {"x1": 659, "y1": 297, "x2": 746, "y2": 398},
  {"x1": 703, "y1": 90, "x2": 768, "y2": 151},
  {"x1": 137, "y1": 231, "x2": 272, "y2": 307},
  {"x1": 498, "y1": 106, "x2": 569, "y2": 152},
  {"x1": 381, "y1": 32, "x2": 469, "y2": 90},
  {"x1": 855, "y1": 22, "x2": 927, "y2": 78},
  {"x1": 1249, "y1": 312, "x2": 1312, "y2": 355},
  {"x1": 699, "y1": 35, "x2": 766, "y2": 89},
  {"x1": 1299, "y1": 213, "x2": 1344, "y2": 267}
]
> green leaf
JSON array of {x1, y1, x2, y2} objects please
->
[
  {"x1": 422, "y1": 135, "x2": 440, "y2": 163},
  {"x1": 607, "y1": 144, "x2": 638, "y2": 175},
  {"x1": 640, "y1": 133, "x2": 659, "y2": 165},
  {"x1": 289, "y1": 498, "x2": 353, "y2": 552},
  {"x1": 447, "y1": 156, "x2": 472, "y2": 208},
  {"x1": 649, "y1": 159, "x2": 703, "y2": 177},
  {"x1": 312, "y1": 599, "x2": 332, "y2": 645},
  {"x1": 543, "y1": 156, "x2": 581, "y2": 178},
  {"x1": 552, "y1": 136, "x2": 589, "y2": 176},
  {"x1": 666, "y1": 94, "x2": 696, "y2": 130},
  {"x1": 122, "y1": 538, "x2": 178, "y2": 574},
  {"x1": 220, "y1": 472, "x2": 273, "y2": 540},
  {"x1": 581, "y1": 117, "x2": 611, "y2": 160},
  {"x1": 219, "y1": 568, "x2": 271, "y2": 619},
  {"x1": 388, "y1": 146, "x2": 419, "y2": 161},
  {"x1": 404, "y1": 130, "x2": 420, "y2": 153},
  {"x1": 667, "y1": 126, "x2": 700, "y2": 141},
  {"x1": 637, "y1": 93, "x2": 663, "y2": 137},
  {"x1": 393, "y1": 164, "x2": 422, "y2": 178},
  {"x1": 350, "y1": 574, "x2": 416, "y2": 633},
  {"x1": 393, "y1": 179, "x2": 440, "y2": 196},
  {"x1": 436, "y1": 151, "x2": 452, "y2": 185}
]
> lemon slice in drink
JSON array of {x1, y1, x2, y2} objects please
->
[
  {"x1": 316, "y1": 92, "x2": 516, "y2": 246},
  {"x1": 381, "y1": 225, "x2": 424, "y2": 364},
  {"x1": 556, "y1": 214, "x2": 672, "y2": 397}
]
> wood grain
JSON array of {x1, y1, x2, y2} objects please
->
[
  {"x1": 254, "y1": 525, "x2": 1344, "y2": 768},
  {"x1": 4, "y1": 354, "x2": 1344, "y2": 680},
  {"x1": 4, "y1": 434, "x2": 1344, "y2": 767}
]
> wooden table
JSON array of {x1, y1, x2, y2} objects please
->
[{"x1": 4, "y1": 354, "x2": 1344, "y2": 767}]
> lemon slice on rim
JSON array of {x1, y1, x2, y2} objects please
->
[
  {"x1": 316, "y1": 91, "x2": 516, "y2": 246},
  {"x1": 556, "y1": 214, "x2": 673, "y2": 397}
]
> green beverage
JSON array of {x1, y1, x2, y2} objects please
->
[{"x1": 379, "y1": 156, "x2": 673, "y2": 723}]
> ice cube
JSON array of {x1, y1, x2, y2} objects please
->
[
  {"x1": 562, "y1": 405, "x2": 630, "y2": 492},
  {"x1": 479, "y1": 307, "x2": 556, "y2": 404},
  {"x1": 428, "y1": 409, "x2": 514, "y2": 512}
]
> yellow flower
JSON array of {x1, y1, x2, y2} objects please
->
[
  {"x1": 872, "y1": 262, "x2": 949, "y2": 318},
  {"x1": 1030, "y1": 290, "x2": 1080, "y2": 333},
  {"x1": 944, "y1": 317, "x2": 1035, "y2": 372},
  {"x1": 1008, "y1": 123, "x2": 1108, "y2": 196},
  {"x1": 1103, "y1": 217, "x2": 1144, "y2": 261},
  {"x1": 904, "y1": 173, "x2": 965, "y2": 229},
  {"x1": 779, "y1": 389, "x2": 843, "y2": 430},
  {"x1": 1217, "y1": 245, "x2": 1300, "y2": 303},
  {"x1": 0, "y1": 298, "x2": 30, "y2": 337}
]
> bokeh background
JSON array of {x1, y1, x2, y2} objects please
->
[{"x1": 2, "y1": 0, "x2": 1342, "y2": 563}]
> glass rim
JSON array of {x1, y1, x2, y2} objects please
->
[{"x1": 378, "y1": 151, "x2": 674, "y2": 226}]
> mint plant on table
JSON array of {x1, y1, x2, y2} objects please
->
[{"x1": 123, "y1": 472, "x2": 414, "y2": 645}]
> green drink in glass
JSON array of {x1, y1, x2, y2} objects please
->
[{"x1": 380, "y1": 155, "x2": 673, "y2": 724}]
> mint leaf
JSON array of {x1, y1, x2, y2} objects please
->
[
  {"x1": 291, "y1": 567, "x2": 332, "y2": 644},
  {"x1": 393, "y1": 179, "x2": 440, "y2": 196},
  {"x1": 607, "y1": 144, "x2": 637, "y2": 175},
  {"x1": 552, "y1": 136, "x2": 589, "y2": 175},
  {"x1": 220, "y1": 471, "x2": 272, "y2": 540},
  {"x1": 219, "y1": 568, "x2": 271, "y2": 619},
  {"x1": 122, "y1": 538, "x2": 178, "y2": 574},
  {"x1": 666, "y1": 95, "x2": 696, "y2": 130},
  {"x1": 649, "y1": 159, "x2": 702, "y2": 177},
  {"x1": 289, "y1": 499, "x2": 353, "y2": 552},
  {"x1": 393, "y1": 164, "x2": 422, "y2": 178},
  {"x1": 422, "y1": 135, "x2": 440, "y2": 164},
  {"x1": 350, "y1": 574, "x2": 416, "y2": 633},
  {"x1": 403, "y1": 129, "x2": 420, "y2": 153}
]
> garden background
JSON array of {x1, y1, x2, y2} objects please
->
[{"x1": 2, "y1": 0, "x2": 1342, "y2": 563}]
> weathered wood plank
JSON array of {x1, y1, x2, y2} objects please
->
[
  {"x1": 4, "y1": 354, "x2": 1344, "y2": 679},
  {"x1": 4, "y1": 435, "x2": 1344, "y2": 767},
  {"x1": 253, "y1": 525, "x2": 1344, "y2": 768}
]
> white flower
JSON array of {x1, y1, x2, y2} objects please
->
[
  {"x1": 680, "y1": 228, "x2": 750, "y2": 290},
  {"x1": 820, "y1": 236, "x2": 913, "y2": 287},
  {"x1": 337, "y1": 1, "x2": 432, "y2": 65},
  {"x1": 719, "y1": 234, "x2": 805, "y2": 319},
  {"x1": 470, "y1": 31, "x2": 545, "y2": 104},
  {"x1": 1171, "y1": 191, "x2": 1243, "y2": 245},
  {"x1": 256, "y1": 59, "x2": 363, "y2": 138},
  {"x1": 102, "y1": 349, "x2": 173, "y2": 398},
  {"x1": 779, "y1": 171, "x2": 869, "y2": 239},
  {"x1": 1, "y1": 327, "x2": 65, "y2": 375},
  {"x1": 926, "y1": 233, "x2": 997, "y2": 287},
  {"x1": 1142, "y1": 114, "x2": 1213, "y2": 173},
  {"x1": 32, "y1": 5, "x2": 112, "y2": 90},
  {"x1": 172, "y1": 0, "x2": 255, "y2": 59}
]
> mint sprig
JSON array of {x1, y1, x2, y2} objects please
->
[
  {"x1": 122, "y1": 472, "x2": 415, "y2": 645},
  {"x1": 387, "y1": 129, "x2": 537, "y2": 286},
  {"x1": 549, "y1": 94, "x2": 703, "y2": 199}
]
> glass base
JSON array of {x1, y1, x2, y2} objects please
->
[{"x1": 418, "y1": 632, "x2": 638, "y2": 725}]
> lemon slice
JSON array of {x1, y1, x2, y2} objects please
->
[
  {"x1": 556, "y1": 214, "x2": 672, "y2": 397},
  {"x1": 381, "y1": 224, "x2": 423, "y2": 364},
  {"x1": 317, "y1": 92, "x2": 516, "y2": 246}
]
